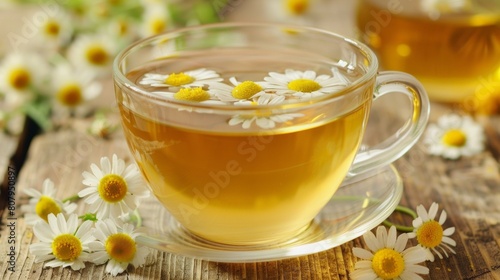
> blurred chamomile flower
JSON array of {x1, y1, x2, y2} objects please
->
[
  {"x1": 29, "y1": 213, "x2": 95, "y2": 271},
  {"x1": 88, "y1": 112, "x2": 118, "y2": 139},
  {"x1": 139, "y1": 68, "x2": 223, "y2": 89},
  {"x1": 408, "y1": 202, "x2": 457, "y2": 262},
  {"x1": 140, "y1": 2, "x2": 173, "y2": 37},
  {"x1": 89, "y1": 219, "x2": 150, "y2": 276},
  {"x1": 351, "y1": 226, "x2": 429, "y2": 280},
  {"x1": 0, "y1": 52, "x2": 49, "y2": 107},
  {"x1": 50, "y1": 63, "x2": 102, "y2": 117},
  {"x1": 67, "y1": 33, "x2": 118, "y2": 77},
  {"x1": 20, "y1": 178, "x2": 77, "y2": 225},
  {"x1": 228, "y1": 95, "x2": 303, "y2": 129},
  {"x1": 262, "y1": 68, "x2": 350, "y2": 99},
  {"x1": 34, "y1": 11, "x2": 74, "y2": 51},
  {"x1": 78, "y1": 154, "x2": 150, "y2": 220},
  {"x1": 424, "y1": 114, "x2": 485, "y2": 160}
]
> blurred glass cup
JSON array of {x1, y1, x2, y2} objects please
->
[{"x1": 355, "y1": 0, "x2": 500, "y2": 112}]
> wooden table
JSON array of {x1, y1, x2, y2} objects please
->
[{"x1": 1, "y1": 2, "x2": 500, "y2": 279}]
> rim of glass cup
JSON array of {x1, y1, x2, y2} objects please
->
[{"x1": 112, "y1": 22, "x2": 380, "y2": 112}]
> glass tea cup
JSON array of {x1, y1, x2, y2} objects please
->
[
  {"x1": 355, "y1": 0, "x2": 500, "y2": 108},
  {"x1": 113, "y1": 22, "x2": 429, "y2": 246}
]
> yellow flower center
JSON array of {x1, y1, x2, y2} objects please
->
[
  {"x1": 165, "y1": 72, "x2": 195, "y2": 86},
  {"x1": 56, "y1": 83, "x2": 83, "y2": 107},
  {"x1": 288, "y1": 79, "x2": 321, "y2": 93},
  {"x1": 174, "y1": 87, "x2": 210, "y2": 102},
  {"x1": 35, "y1": 196, "x2": 62, "y2": 222},
  {"x1": 51, "y1": 234, "x2": 82, "y2": 262},
  {"x1": 8, "y1": 68, "x2": 31, "y2": 90},
  {"x1": 105, "y1": 233, "x2": 137, "y2": 263},
  {"x1": 85, "y1": 45, "x2": 109, "y2": 66},
  {"x1": 98, "y1": 174, "x2": 128, "y2": 203},
  {"x1": 44, "y1": 20, "x2": 60, "y2": 37},
  {"x1": 371, "y1": 248, "x2": 405, "y2": 279},
  {"x1": 416, "y1": 220, "x2": 443, "y2": 249},
  {"x1": 285, "y1": 0, "x2": 309, "y2": 15},
  {"x1": 232, "y1": 81, "x2": 262, "y2": 99},
  {"x1": 150, "y1": 18, "x2": 167, "y2": 35},
  {"x1": 442, "y1": 129, "x2": 467, "y2": 147}
]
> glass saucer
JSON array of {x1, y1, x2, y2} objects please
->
[{"x1": 136, "y1": 164, "x2": 403, "y2": 263}]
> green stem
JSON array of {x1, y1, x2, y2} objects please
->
[
  {"x1": 62, "y1": 194, "x2": 80, "y2": 203},
  {"x1": 382, "y1": 205, "x2": 417, "y2": 233}
]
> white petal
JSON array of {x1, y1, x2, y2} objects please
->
[
  {"x1": 428, "y1": 202, "x2": 438, "y2": 220},
  {"x1": 394, "y1": 233, "x2": 408, "y2": 252},
  {"x1": 442, "y1": 236, "x2": 457, "y2": 247},
  {"x1": 91, "y1": 163, "x2": 104, "y2": 178},
  {"x1": 439, "y1": 210, "x2": 447, "y2": 225},
  {"x1": 416, "y1": 205, "x2": 429, "y2": 221},
  {"x1": 352, "y1": 248, "x2": 373, "y2": 260},
  {"x1": 386, "y1": 226, "x2": 398, "y2": 249},
  {"x1": 443, "y1": 227, "x2": 455, "y2": 236},
  {"x1": 363, "y1": 231, "x2": 380, "y2": 252}
]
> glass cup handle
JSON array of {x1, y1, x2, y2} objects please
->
[{"x1": 346, "y1": 71, "x2": 430, "y2": 180}]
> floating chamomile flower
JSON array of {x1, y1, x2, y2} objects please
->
[
  {"x1": 262, "y1": 67, "x2": 350, "y2": 99},
  {"x1": 424, "y1": 114, "x2": 484, "y2": 160},
  {"x1": 89, "y1": 219, "x2": 150, "y2": 276},
  {"x1": 210, "y1": 77, "x2": 270, "y2": 103},
  {"x1": 20, "y1": 178, "x2": 77, "y2": 225},
  {"x1": 29, "y1": 213, "x2": 95, "y2": 271},
  {"x1": 408, "y1": 202, "x2": 456, "y2": 262},
  {"x1": 50, "y1": 63, "x2": 102, "y2": 116},
  {"x1": 151, "y1": 86, "x2": 226, "y2": 106},
  {"x1": 67, "y1": 34, "x2": 117, "y2": 77},
  {"x1": 139, "y1": 68, "x2": 223, "y2": 89},
  {"x1": 228, "y1": 95, "x2": 303, "y2": 129},
  {"x1": 351, "y1": 226, "x2": 429, "y2": 280},
  {"x1": 78, "y1": 154, "x2": 150, "y2": 220}
]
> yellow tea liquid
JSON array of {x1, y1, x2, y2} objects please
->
[
  {"x1": 117, "y1": 51, "x2": 372, "y2": 244},
  {"x1": 356, "y1": 0, "x2": 500, "y2": 103}
]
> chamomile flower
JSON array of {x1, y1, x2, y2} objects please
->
[
  {"x1": 262, "y1": 68, "x2": 350, "y2": 99},
  {"x1": 20, "y1": 178, "x2": 77, "y2": 225},
  {"x1": 29, "y1": 213, "x2": 95, "y2": 270},
  {"x1": 50, "y1": 63, "x2": 102, "y2": 116},
  {"x1": 34, "y1": 11, "x2": 73, "y2": 50},
  {"x1": 228, "y1": 95, "x2": 303, "y2": 129},
  {"x1": 88, "y1": 112, "x2": 117, "y2": 139},
  {"x1": 67, "y1": 33, "x2": 117, "y2": 77},
  {"x1": 78, "y1": 154, "x2": 150, "y2": 220},
  {"x1": 210, "y1": 77, "x2": 269, "y2": 103},
  {"x1": 139, "y1": 68, "x2": 223, "y2": 89},
  {"x1": 351, "y1": 226, "x2": 429, "y2": 280},
  {"x1": 0, "y1": 52, "x2": 49, "y2": 107},
  {"x1": 408, "y1": 202, "x2": 457, "y2": 262},
  {"x1": 89, "y1": 219, "x2": 150, "y2": 276},
  {"x1": 424, "y1": 114, "x2": 485, "y2": 159},
  {"x1": 140, "y1": 3, "x2": 173, "y2": 37},
  {"x1": 151, "y1": 86, "x2": 226, "y2": 106}
]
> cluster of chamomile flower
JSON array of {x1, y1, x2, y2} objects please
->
[
  {"x1": 351, "y1": 202, "x2": 457, "y2": 280},
  {"x1": 138, "y1": 67, "x2": 351, "y2": 129},
  {"x1": 22, "y1": 154, "x2": 151, "y2": 276},
  {"x1": 0, "y1": 0, "x2": 224, "y2": 134}
]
